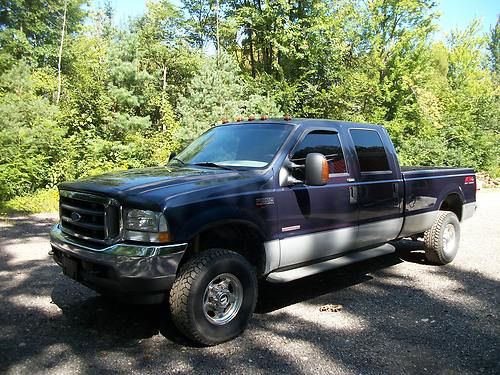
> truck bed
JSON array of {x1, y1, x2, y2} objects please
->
[{"x1": 398, "y1": 166, "x2": 476, "y2": 238}]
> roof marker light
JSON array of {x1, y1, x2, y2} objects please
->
[
  {"x1": 248, "y1": 115, "x2": 255, "y2": 121},
  {"x1": 260, "y1": 115, "x2": 269, "y2": 120},
  {"x1": 221, "y1": 118, "x2": 229, "y2": 124},
  {"x1": 235, "y1": 116, "x2": 243, "y2": 122},
  {"x1": 284, "y1": 114, "x2": 292, "y2": 121}
]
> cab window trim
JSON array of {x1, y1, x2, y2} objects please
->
[
  {"x1": 360, "y1": 170, "x2": 393, "y2": 175},
  {"x1": 348, "y1": 128, "x2": 392, "y2": 174},
  {"x1": 289, "y1": 127, "x2": 349, "y2": 177}
]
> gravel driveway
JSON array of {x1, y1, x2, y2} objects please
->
[{"x1": 1, "y1": 190, "x2": 499, "y2": 374}]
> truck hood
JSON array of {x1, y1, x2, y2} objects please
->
[{"x1": 58, "y1": 166, "x2": 272, "y2": 210}]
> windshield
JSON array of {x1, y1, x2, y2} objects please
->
[{"x1": 171, "y1": 123, "x2": 292, "y2": 168}]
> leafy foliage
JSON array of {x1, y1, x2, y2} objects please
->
[
  {"x1": 0, "y1": 0, "x2": 498, "y2": 207},
  {"x1": 177, "y1": 52, "x2": 280, "y2": 144}
]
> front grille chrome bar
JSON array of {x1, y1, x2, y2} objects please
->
[
  {"x1": 61, "y1": 215, "x2": 104, "y2": 231},
  {"x1": 60, "y1": 202, "x2": 104, "y2": 216}
]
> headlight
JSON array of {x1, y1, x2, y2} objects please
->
[{"x1": 124, "y1": 209, "x2": 170, "y2": 243}]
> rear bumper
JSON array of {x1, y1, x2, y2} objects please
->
[{"x1": 50, "y1": 224, "x2": 187, "y2": 304}]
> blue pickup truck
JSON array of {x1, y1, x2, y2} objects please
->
[{"x1": 50, "y1": 118, "x2": 477, "y2": 345}]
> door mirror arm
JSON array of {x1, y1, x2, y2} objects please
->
[
  {"x1": 283, "y1": 158, "x2": 302, "y2": 170},
  {"x1": 279, "y1": 158, "x2": 304, "y2": 186},
  {"x1": 279, "y1": 155, "x2": 329, "y2": 187}
]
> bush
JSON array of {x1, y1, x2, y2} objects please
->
[
  {"x1": 0, "y1": 64, "x2": 67, "y2": 199},
  {"x1": 0, "y1": 189, "x2": 59, "y2": 215}
]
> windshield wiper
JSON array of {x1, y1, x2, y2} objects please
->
[
  {"x1": 170, "y1": 157, "x2": 185, "y2": 165},
  {"x1": 192, "y1": 162, "x2": 235, "y2": 170}
]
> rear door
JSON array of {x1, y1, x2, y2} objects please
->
[
  {"x1": 276, "y1": 129, "x2": 359, "y2": 268},
  {"x1": 348, "y1": 128, "x2": 404, "y2": 248}
]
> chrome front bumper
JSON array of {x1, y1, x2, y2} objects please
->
[{"x1": 50, "y1": 224, "x2": 187, "y2": 303}]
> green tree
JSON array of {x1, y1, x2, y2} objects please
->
[
  {"x1": 135, "y1": 0, "x2": 201, "y2": 126},
  {"x1": 488, "y1": 15, "x2": 499, "y2": 75},
  {"x1": 177, "y1": 52, "x2": 280, "y2": 144},
  {"x1": 0, "y1": 63, "x2": 66, "y2": 198},
  {"x1": 0, "y1": 0, "x2": 87, "y2": 66}
]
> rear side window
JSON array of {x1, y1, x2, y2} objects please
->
[
  {"x1": 350, "y1": 129, "x2": 390, "y2": 172},
  {"x1": 291, "y1": 130, "x2": 347, "y2": 174}
]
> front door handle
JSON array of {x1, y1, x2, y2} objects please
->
[
  {"x1": 349, "y1": 186, "x2": 357, "y2": 204},
  {"x1": 346, "y1": 177, "x2": 356, "y2": 183}
]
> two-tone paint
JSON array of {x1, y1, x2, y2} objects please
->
[{"x1": 54, "y1": 119, "x2": 477, "y2": 297}]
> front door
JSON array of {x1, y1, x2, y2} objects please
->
[{"x1": 275, "y1": 129, "x2": 359, "y2": 268}]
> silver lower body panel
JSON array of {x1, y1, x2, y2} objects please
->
[{"x1": 266, "y1": 243, "x2": 396, "y2": 283}]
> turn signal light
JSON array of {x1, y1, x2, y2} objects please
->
[
  {"x1": 321, "y1": 158, "x2": 329, "y2": 183},
  {"x1": 158, "y1": 232, "x2": 171, "y2": 243}
]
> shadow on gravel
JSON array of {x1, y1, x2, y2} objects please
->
[
  {"x1": 393, "y1": 238, "x2": 441, "y2": 265},
  {"x1": 49, "y1": 288, "x2": 193, "y2": 346},
  {"x1": 255, "y1": 239, "x2": 445, "y2": 313},
  {"x1": 257, "y1": 252, "x2": 401, "y2": 313},
  {"x1": 0, "y1": 215, "x2": 57, "y2": 246},
  {"x1": 1, "y1": 215, "x2": 498, "y2": 374}
]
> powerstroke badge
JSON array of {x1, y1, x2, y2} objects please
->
[{"x1": 255, "y1": 197, "x2": 275, "y2": 207}]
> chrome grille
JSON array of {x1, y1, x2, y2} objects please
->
[{"x1": 59, "y1": 190, "x2": 121, "y2": 244}]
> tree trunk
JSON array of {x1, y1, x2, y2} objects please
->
[
  {"x1": 56, "y1": 0, "x2": 68, "y2": 104},
  {"x1": 162, "y1": 64, "x2": 167, "y2": 91},
  {"x1": 215, "y1": 0, "x2": 220, "y2": 60},
  {"x1": 269, "y1": 42, "x2": 273, "y2": 71},
  {"x1": 248, "y1": 28, "x2": 256, "y2": 78},
  {"x1": 243, "y1": 0, "x2": 256, "y2": 77}
]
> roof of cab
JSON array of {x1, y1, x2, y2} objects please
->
[{"x1": 220, "y1": 118, "x2": 383, "y2": 131}]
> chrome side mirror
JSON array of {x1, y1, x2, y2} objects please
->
[{"x1": 305, "y1": 153, "x2": 328, "y2": 186}]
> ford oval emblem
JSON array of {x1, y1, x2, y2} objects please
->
[{"x1": 70, "y1": 212, "x2": 82, "y2": 222}]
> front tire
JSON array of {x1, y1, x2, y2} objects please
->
[
  {"x1": 169, "y1": 249, "x2": 257, "y2": 346},
  {"x1": 424, "y1": 211, "x2": 461, "y2": 265}
]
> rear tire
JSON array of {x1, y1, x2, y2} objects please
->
[
  {"x1": 169, "y1": 249, "x2": 257, "y2": 346},
  {"x1": 424, "y1": 211, "x2": 461, "y2": 265}
]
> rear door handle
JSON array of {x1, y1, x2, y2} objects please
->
[{"x1": 393, "y1": 182, "x2": 401, "y2": 203}]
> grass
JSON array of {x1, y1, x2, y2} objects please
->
[{"x1": 0, "y1": 189, "x2": 59, "y2": 215}]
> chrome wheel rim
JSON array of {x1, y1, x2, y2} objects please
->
[
  {"x1": 202, "y1": 273, "x2": 243, "y2": 325},
  {"x1": 443, "y1": 223, "x2": 456, "y2": 255}
]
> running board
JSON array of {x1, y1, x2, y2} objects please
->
[{"x1": 266, "y1": 244, "x2": 396, "y2": 283}]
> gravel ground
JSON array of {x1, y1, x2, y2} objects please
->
[{"x1": 0, "y1": 190, "x2": 499, "y2": 375}]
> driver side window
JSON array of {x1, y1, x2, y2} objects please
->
[{"x1": 291, "y1": 130, "x2": 347, "y2": 178}]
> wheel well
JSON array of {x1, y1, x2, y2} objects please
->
[
  {"x1": 181, "y1": 223, "x2": 266, "y2": 276},
  {"x1": 440, "y1": 193, "x2": 463, "y2": 221}
]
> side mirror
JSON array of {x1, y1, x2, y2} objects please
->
[
  {"x1": 168, "y1": 152, "x2": 177, "y2": 162},
  {"x1": 305, "y1": 153, "x2": 329, "y2": 186}
]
